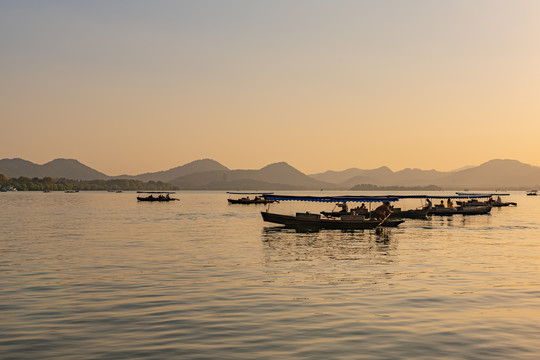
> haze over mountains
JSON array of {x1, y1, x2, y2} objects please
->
[{"x1": 1, "y1": 158, "x2": 540, "y2": 190}]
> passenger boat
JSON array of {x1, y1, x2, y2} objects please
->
[
  {"x1": 379, "y1": 194, "x2": 496, "y2": 216},
  {"x1": 527, "y1": 190, "x2": 538, "y2": 196},
  {"x1": 136, "y1": 191, "x2": 179, "y2": 202},
  {"x1": 320, "y1": 199, "x2": 429, "y2": 219},
  {"x1": 260, "y1": 194, "x2": 404, "y2": 230},
  {"x1": 455, "y1": 192, "x2": 517, "y2": 207},
  {"x1": 227, "y1": 192, "x2": 275, "y2": 204},
  {"x1": 425, "y1": 194, "x2": 493, "y2": 216},
  {"x1": 429, "y1": 204, "x2": 492, "y2": 216}
]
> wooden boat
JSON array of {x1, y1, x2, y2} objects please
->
[
  {"x1": 386, "y1": 194, "x2": 497, "y2": 216},
  {"x1": 260, "y1": 194, "x2": 405, "y2": 230},
  {"x1": 227, "y1": 192, "x2": 275, "y2": 205},
  {"x1": 488, "y1": 200, "x2": 517, "y2": 207},
  {"x1": 261, "y1": 211, "x2": 404, "y2": 230},
  {"x1": 527, "y1": 190, "x2": 538, "y2": 196},
  {"x1": 428, "y1": 205, "x2": 491, "y2": 216},
  {"x1": 322, "y1": 207, "x2": 429, "y2": 219},
  {"x1": 136, "y1": 191, "x2": 179, "y2": 202},
  {"x1": 387, "y1": 207, "x2": 430, "y2": 219},
  {"x1": 455, "y1": 192, "x2": 517, "y2": 207}
]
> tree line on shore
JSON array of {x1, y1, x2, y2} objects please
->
[{"x1": 0, "y1": 174, "x2": 178, "y2": 191}]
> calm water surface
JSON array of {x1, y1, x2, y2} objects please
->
[{"x1": 1, "y1": 191, "x2": 540, "y2": 359}]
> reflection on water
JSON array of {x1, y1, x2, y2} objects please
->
[
  {"x1": 261, "y1": 227, "x2": 398, "y2": 287},
  {"x1": 262, "y1": 226, "x2": 396, "y2": 262}
]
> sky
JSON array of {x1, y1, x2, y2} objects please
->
[{"x1": 2, "y1": 0, "x2": 540, "y2": 176}]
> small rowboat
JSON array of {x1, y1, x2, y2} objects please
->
[
  {"x1": 136, "y1": 191, "x2": 179, "y2": 202},
  {"x1": 227, "y1": 192, "x2": 275, "y2": 205}
]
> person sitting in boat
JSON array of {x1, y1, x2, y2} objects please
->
[
  {"x1": 373, "y1": 201, "x2": 392, "y2": 220},
  {"x1": 359, "y1": 203, "x2": 367, "y2": 210},
  {"x1": 166, "y1": 193, "x2": 170, "y2": 199},
  {"x1": 497, "y1": 196, "x2": 501, "y2": 203},
  {"x1": 425, "y1": 198, "x2": 433, "y2": 209},
  {"x1": 337, "y1": 202, "x2": 349, "y2": 213},
  {"x1": 446, "y1": 198, "x2": 453, "y2": 208}
]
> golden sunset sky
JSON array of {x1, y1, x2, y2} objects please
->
[{"x1": 2, "y1": 1, "x2": 540, "y2": 175}]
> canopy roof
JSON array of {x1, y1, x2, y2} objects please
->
[
  {"x1": 388, "y1": 194, "x2": 498, "y2": 200},
  {"x1": 227, "y1": 192, "x2": 274, "y2": 195},
  {"x1": 455, "y1": 192, "x2": 510, "y2": 197},
  {"x1": 262, "y1": 194, "x2": 399, "y2": 203}
]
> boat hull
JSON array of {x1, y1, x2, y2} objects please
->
[
  {"x1": 428, "y1": 206, "x2": 491, "y2": 216},
  {"x1": 261, "y1": 211, "x2": 404, "y2": 230},
  {"x1": 228, "y1": 198, "x2": 274, "y2": 205},
  {"x1": 137, "y1": 196, "x2": 179, "y2": 202},
  {"x1": 490, "y1": 202, "x2": 517, "y2": 207}
]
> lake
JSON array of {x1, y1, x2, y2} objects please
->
[{"x1": 1, "y1": 191, "x2": 540, "y2": 359}]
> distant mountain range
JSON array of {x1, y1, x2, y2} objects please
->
[
  {"x1": 0, "y1": 158, "x2": 108, "y2": 180},
  {"x1": 2, "y1": 158, "x2": 540, "y2": 190}
]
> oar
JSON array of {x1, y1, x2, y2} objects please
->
[{"x1": 376, "y1": 211, "x2": 393, "y2": 228}]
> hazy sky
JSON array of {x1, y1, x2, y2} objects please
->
[{"x1": 2, "y1": 0, "x2": 540, "y2": 175}]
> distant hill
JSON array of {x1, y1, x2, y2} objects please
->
[
  {"x1": 169, "y1": 162, "x2": 334, "y2": 190},
  {"x1": 0, "y1": 158, "x2": 109, "y2": 180},
  {"x1": 116, "y1": 159, "x2": 229, "y2": 182},
  {"x1": 310, "y1": 160, "x2": 540, "y2": 189},
  {"x1": 437, "y1": 159, "x2": 540, "y2": 189},
  {"x1": 310, "y1": 166, "x2": 393, "y2": 184},
  {"x1": 312, "y1": 166, "x2": 447, "y2": 188},
  {"x1": 0, "y1": 158, "x2": 40, "y2": 178}
]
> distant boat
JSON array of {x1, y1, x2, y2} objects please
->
[
  {"x1": 1, "y1": 186, "x2": 18, "y2": 192},
  {"x1": 429, "y1": 204, "x2": 492, "y2": 216},
  {"x1": 136, "y1": 191, "x2": 179, "y2": 202},
  {"x1": 65, "y1": 190, "x2": 79, "y2": 193},
  {"x1": 527, "y1": 190, "x2": 538, "y2": 196},
  {"x1": 455, "y1": 192, "x2": 517, "y2": 207},
  {"x1": 227, "y1": 192, "x2": 275, "y2": 205}
]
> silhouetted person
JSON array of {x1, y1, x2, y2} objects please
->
[{"x1": 373, "y1": 201, "x2": 392, "y2": 220}]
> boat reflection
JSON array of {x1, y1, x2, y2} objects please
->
[
  {"x1": 260, "y1": 227, "x2": 398, "y2": 286},
  {"x1": 261, "y1": 226, "x2": 396, "y2": 262}
]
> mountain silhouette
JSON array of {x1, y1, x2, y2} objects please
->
[
  {"x1": 0, "y1": 158, "x2": 108, "y2": 180},
  {"x1": 437, "y1": 159, "x2": 540, "y2": 189},
  {"x1": 2, "y1": 157, "x2": 540, "y2": 189},
  {"x1": 115, "y1": 159, "x2": 229, "y2": 182},
  {"x1": 169, "y1": 162, "x2": 333, "y2": 190}
]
